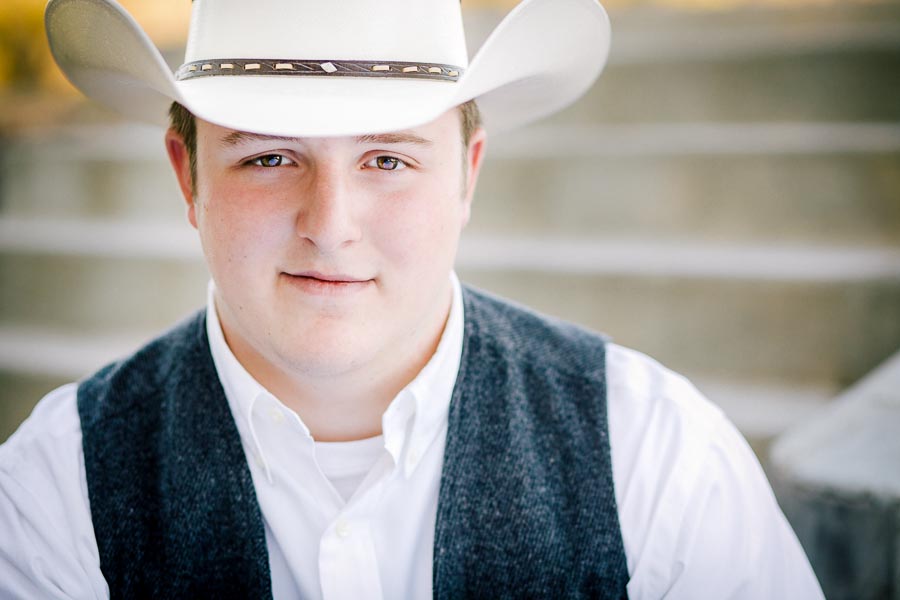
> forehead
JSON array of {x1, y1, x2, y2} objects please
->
[{"x1": 197, "y1": 107, "x2": 464, "y2": 148}]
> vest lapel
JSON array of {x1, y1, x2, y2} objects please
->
[
  {"x1": 432, "y1": 287, "x2": 629, "y2": 599},
  {"x1": 79, "y1": 313, "x2": 272, "y2": 598}
]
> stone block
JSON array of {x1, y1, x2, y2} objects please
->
[{"x1": 771, "y1": 350, "x2": 900, "y2": 599}]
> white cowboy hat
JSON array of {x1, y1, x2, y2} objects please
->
[{"x1": 45, "y1": 0, "x2": 610, "y2": 137}]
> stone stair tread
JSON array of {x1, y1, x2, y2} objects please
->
[
  {"x1": 609, "y1": 18, "x2": 900, "y2": 66},
  {"x1": 466, "y1": 4, "x2": 900, "y2": 67},
  {"x1": 692, "y1": 377, "x2": 836, "y2": 444},
  {"x1": 490, "y1": 122, "x2": 900, "y2": 158},
  {"x1": 7, "y1": 122, "x2": 899, "y2": 164},
  {"x1": 3, "y1": 216, "x2": 899, "y2": 282},
  {"x1": 0, "y1": 321, "x2": 838, "y2": 444},
  {"x1": 771, "y1": 349, "x2": 900, "y2": 497},
  {"x1": 0, "y1": 216, "x2": 201, "y2": 260},
  {"x1": 458, "y1": 235, "x2": 900, "y2": 282},
  {"x1": 5, "y1": 123, "x2": 167, "y2": 162},
  {"x1": 0, "y1": 323, "x2": 158, "y2": 380}
]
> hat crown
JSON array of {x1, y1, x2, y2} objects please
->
[{"x1": 185, "y1": 0, "x2": 469, "y2": 67}]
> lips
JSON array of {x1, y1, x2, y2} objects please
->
[
  {"x1": 281, "y1": 270, "x2": 374, "y2": 296},
  {"x1": 288, "y1": 270, "x2": 370, "y2": 283}
]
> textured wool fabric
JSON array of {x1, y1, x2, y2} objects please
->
[
  {"x1": 78, "y1": 286, "x2": 628, "y2": 598},
  {"x1": 77, "y1": 314, "x2": 273, "y2": 599},
  {"x1": 435, "y1": 287, "x2": 629, "y2": 599}
]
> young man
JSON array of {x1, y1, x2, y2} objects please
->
[{"x1": 1, "y1": 0, "x2": 824, "y2": 597}]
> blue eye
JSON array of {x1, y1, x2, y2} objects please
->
[
  {"x1": 252, "y1": 154, "x2": 289, "y2": 167},
  {"x1": 368, "y1": 156, "x2": 407, "y2": 171}
]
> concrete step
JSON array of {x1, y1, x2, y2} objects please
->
[
  {"x1": 0, "y1": 325, "x2": 168, "y2": 444},
  {"x1": 456, "y1": 238, "x2": 900, "y2": 386},
  {"x1": 5, "y1": 123, "x2": 900, "y2": 246},
  {"x1": 0, "y1": 217, "x2": 206, "y2": 334},
  {"x1": 0, "y1": 324, "x2": 156, "y2": 381},
  {"x1": 473, "y1": 122, "x2": 900, "y2": 244},
  {"x1": 563, "y1": 41, "x2": 900, "y2": 126},
  {"x1": 0, "y1": 369, "x2": 71, "y2": 445},
  {"x1": 692, "y1": 377, "x2": 837, "y2": 467},
  {"x1": 0, "y1": 124, "x2": 183, "y2": 221},
  {"x1": 2, "y1": 217, "x2": 899, "y2": 383},
  {"x1": 466, "y1": 3, "x2": 900, "y2": 124},
  {"x1": 0, "y1": 322, "x2": 838, "y2": 454},
  {"x1": 770, "y1": 349, "x2": 900, "y2": 600}
]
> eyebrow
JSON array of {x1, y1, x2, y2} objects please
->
[
  {"x1": 356, "y1": 132, "x2": 433, "y2": 147},
  {"x1": 221, "y1": 131, "x2": 296, "y2": 147},
  {"x1": 220, "y1": 130, "x2": 433, "y2": 148}
]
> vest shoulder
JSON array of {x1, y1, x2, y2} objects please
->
[
  {"x1": 77, "y1": 311, "x2": 207, "y2": 425},
  {"x1": 461, "y1": 284, "x2": 608, "y2": 378}
]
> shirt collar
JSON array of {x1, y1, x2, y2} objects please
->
[
  {"x1": 383, "y1": 272, "x2": 464, "y2": 476},
  {"x1": 206, "y1": 273, "x2": 465, "y2": 482},
  {"x1": 205, "y1": 281, "x2": 281, "y2": 483}
]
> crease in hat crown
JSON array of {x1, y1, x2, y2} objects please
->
[
  {"x1": 45, "y1": 0, "x2": 612, "y2": 137},
  {"x1": 183, "y1": 0, "x2": 469, "y2": 71}
]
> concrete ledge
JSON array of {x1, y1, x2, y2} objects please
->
[
  {"x1": 489, "y1": 123, "x2": 900, "y2": 159},
  {"x1": 771, "y1": 350, "x2": 900, "y2": 599},
  {"x1": 0, "y1": 325, "x2": 836, "y2": 460},
  {"x1": 9, "y1": 122, "x2": 899, "y2": 163},
  {"x1": 0, "y1": 324, "x2": 156, "y2": 380},
  {"x1": 4, "y1": 218, "x2": 900, "y2": 283},
  {"x1": 464, "y1": 4, "x2": 900, "y2": 66},
  {"x1": 694, "y1": 377, "x2": 835, "y2": 463},
  {"x1": 458, "y1": 235, "x2": 900, "y2": 283}
]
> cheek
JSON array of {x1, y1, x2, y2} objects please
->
[
  {"x1": 369, "y1": 181, "x2": 463, "y2": 270},
  {"x1": 196, "y1": 182, "x2": 289, "y2": 271}
]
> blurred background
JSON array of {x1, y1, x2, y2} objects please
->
[{"x1": 1, "y1": 0, "x2": 899, "y2": 597}]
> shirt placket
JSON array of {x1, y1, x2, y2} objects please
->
[
  {"x1": 315, "y1": 391, "x2": 419, "y2": 600},
  {"x1": 318, "y1": 512, "x2": 385, "y2": 600}
]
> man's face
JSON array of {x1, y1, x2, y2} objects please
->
[{"x1": 166, "y1": 109, "x2": 486, "y2": 382}]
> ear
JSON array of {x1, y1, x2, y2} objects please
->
[
  {"x1": 164, "y1": 128, "x2": 198, "y2": 229},
  {"x1": 461, "y1": 127, "x2": 487, "y2": 228}
]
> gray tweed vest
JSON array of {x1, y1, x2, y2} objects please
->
[{"x1": 78, "y1": 286, "x2": 629, "y2": 599}]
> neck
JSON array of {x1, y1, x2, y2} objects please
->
[{"x1": 219, "y1": 287, "x2": 453, "y2": 442}]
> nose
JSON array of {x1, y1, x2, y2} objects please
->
[{"x1": 295, "y1": 165, "x2": 362, "y2": 253}]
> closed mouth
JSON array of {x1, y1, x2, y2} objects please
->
[
  {"x1": 286, "y1": 271, "x2": 371, "y2": 283},
  {"x1": 281, "y1": 271, "x2": 375, "y2": 297}
]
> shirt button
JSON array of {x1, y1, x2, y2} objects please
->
[{"x1": 335, "y1": 520, "x2": 351, "y2": 539}]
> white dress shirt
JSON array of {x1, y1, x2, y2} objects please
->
[{"x1": 0, "y1": 274, "x2": 824, "y2": 599}]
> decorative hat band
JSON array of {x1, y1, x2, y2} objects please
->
[{"x1": 176, "y1": 59, "x2": 463, "y2": 82}]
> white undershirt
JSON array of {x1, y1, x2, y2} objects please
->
[
  {"x1": 0, "y1": 274, "x2": 824, "y2": 599},
  {"x1": 315, "y1": 436, "x2": 385, "y2": 503}
]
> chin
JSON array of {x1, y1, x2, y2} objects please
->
[{"x1": 272, "y1": 327, "x2": 378, "y2": 377}]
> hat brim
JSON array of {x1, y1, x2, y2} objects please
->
[{"x1": 46, "y1": 0, "x2": 610, "y2": 136}]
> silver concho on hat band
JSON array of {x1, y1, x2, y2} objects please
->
[{"x1": 176, "y1": 59, "x2": 463, "y2": 82}]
